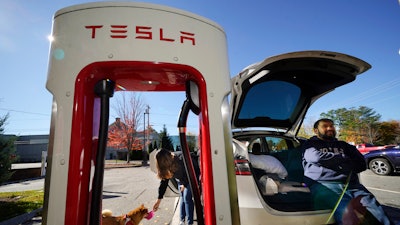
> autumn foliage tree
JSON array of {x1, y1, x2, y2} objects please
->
[
  {"x1": 375, "y1": 120, "x2": 400, "y2": 145},
  {"x1": 108, "y1": 92, "x2": 146, "y2": 162},
  {"x1": 320, "y1": 106, "x2": 400, "y2": 145}
]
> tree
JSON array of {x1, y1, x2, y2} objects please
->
[
  {"x1": 298, "y1": 119, "x2": 314, "y2": 139},
  {"x1": 186, "y1": 132, "x2": 198, "y2": 152},
  {"x1": 320, "y1": 106, "x2": 382, "y2": 144},
  {"x1": 159, "y1": 125, "x2": 174, "y2": 150},
  {"x1": 375, "y1": 120, "x2": 400, "y2": 145},
  {"x1": 148, "y1": 141, "x2": 158, "y2": 154},
  {"x1": 108, "y1": 92, "x2": 146, "y2": 162},
  {"x1": 0, "y1": 113, "x2": 17, "y2": 184},
  {"x1": 357, "y1": 106, "x2": 381, "y2": 144}
]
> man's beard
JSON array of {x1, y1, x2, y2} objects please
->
[{"x1": 317, "y1": 130, "x2": 336, "y2": 140}]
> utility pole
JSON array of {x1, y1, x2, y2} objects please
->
[{"x1": 142, "y1": 105, "x2": 150, "y2": 166}]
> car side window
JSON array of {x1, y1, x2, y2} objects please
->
[{"x1": 265, "y1": 137, "x2": 289, "y2": 152}]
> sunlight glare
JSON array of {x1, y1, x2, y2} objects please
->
[{"x1": 47, "y1": 35, "x2": 54, "y2": 42}]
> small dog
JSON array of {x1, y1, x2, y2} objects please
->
[{"x1": 102, "y1": 204, "x2": 149, "y2": 225}]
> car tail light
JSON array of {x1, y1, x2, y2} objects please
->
[{"x1": 234, "y1": 159, "x2": 252, "y2": 175}]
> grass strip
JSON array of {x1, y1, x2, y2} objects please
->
[{"x1": 0, "y1": 190, "x2": 44, "y2": 221}]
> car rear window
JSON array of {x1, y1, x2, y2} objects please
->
[{"x1": 238, "y1": 81, "x2": 301, "y2": 121}]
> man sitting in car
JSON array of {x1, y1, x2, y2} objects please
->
[{"x1": 302, "y1": 118, "x2": 392, "y2": 225}]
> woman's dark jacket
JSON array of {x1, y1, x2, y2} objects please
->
[{"x1": 158, "y1": 152, "x2": 199, "y2": 199}]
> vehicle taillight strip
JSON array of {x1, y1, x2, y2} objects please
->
[{"x1": 234, "y1": 159, "x2": 252, "y2": 175}]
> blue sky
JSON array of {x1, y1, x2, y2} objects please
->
[{"x1": 1, "y1": 0, "x2": 400, "y2": 136}]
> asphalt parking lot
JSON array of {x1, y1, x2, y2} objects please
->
[
  {"x1": 1, "y1": 162, "x2": 180, "y2": 225},
  {"x1": 1, "y1": 164, "x2": 399, "y2": 225}
]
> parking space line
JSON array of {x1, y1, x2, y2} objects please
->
[{"x1": 366, "y1": 186, "x2": 400, "y2": 195}]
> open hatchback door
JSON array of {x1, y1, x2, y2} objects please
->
[{"x1": 231, "y1": 50, "x2": 371, "y2": 136}]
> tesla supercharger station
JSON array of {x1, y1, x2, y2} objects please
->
[{"x1": 44, "y1": 2, "x2": 239, "y2": 225}]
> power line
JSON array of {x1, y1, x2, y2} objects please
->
[
  {"x1": 0, "y1": 108, "x2": 50, "y2": 117},
  {"x1": 327, "y1": 76, "x2": 400, "y2": 109}
]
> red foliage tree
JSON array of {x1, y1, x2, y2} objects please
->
[
  {"x1": 108, "y1": 118, "x2": 143, "y2": 151},
  {"x1": 107, "y1": 92, "x2": 146, "y2": 162}
]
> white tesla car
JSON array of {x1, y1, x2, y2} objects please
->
[{"x1": 230, "y1": 50, "x2": 371, "y2": 224}]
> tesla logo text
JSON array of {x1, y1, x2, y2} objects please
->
[{"x1": 85, "y1": 25, "x2": 196, "y2": 45}]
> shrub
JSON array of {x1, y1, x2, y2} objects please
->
[{"x1": 0, "y1": 114, "x2": 18, "y2": 184}]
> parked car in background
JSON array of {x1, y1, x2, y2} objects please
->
[{"x1": 364, "y1": 145, "x2": 400, "y2": 175}]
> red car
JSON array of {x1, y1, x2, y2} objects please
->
[{"x1": 356, "y1": 143, "x2": 396, "y2": 154}]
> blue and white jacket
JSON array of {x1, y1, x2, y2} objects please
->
[{"x1": 302, "y1": 136, "x2": 366, "y2": 185}]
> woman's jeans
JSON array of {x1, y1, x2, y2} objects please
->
[
  {"x1": 309, "y1": 181, "x2": 391, "y2": 225},
  {"x1": 180, "y1": 185, "x2": 194, "y2": 224}
]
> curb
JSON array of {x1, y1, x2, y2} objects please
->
[
  {"x1": 0, "y1": 208, "x2": 42, "y2": 225},
  {"x1": 104, "y1": 162, "x2": 143, "y2": 169},
  {"x1": 1, "y1": 176, "x2": 45, "y2": 186}
]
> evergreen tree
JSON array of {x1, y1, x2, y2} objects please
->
[
  {"x1": 0, "y1": 114, "x2": 17, "y2": 184},
  {"x1": 186, "y1": 133, "x2": 197, "y2": 152},
  {"x1": 159, "y1": 125, "x2": 174, "y2": 150},
  {"x1": 148, "y1": 141, "x2": 158, "y2": 154}
]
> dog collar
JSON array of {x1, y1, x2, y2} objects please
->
[{"x1": 123, "y1": 214, "x2": 133, "y2": 225}]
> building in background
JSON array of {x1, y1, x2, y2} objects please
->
[
  {"x1": 13, "y1": 134, "x2": 49, "y2": 163},
  {"x1": 7, "y1": 120, "x2": 194, "y2": 162}
]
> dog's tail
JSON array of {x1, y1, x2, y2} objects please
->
[{"x1": 102, "y1": 209, "x2": 113, "y2": 217}]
